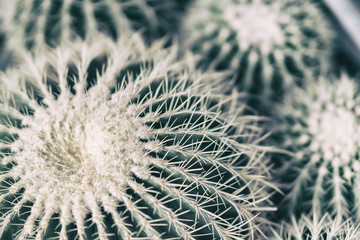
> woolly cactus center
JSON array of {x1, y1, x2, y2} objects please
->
[
  {"x1": 82, "y1": 107, "x2": 148, "y2": 173},
  {"x1": 10, "y1": 92, "x2": 155, "y2": 195},
  {"x1": 224, "y1": 2, "x2": 285, "y2": 53},
  {"x1": 308, "y1": 104, "x2": 358, "y2": 162}
]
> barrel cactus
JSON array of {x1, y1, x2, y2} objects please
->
[
  {"x1": 271, "y1": 213, "x2": 360, "y2": 240},
  {"x1": 0, "y1": 0, "x2": 185, "y2": 55},
  {"x1": 276, "y1": 74, "x2": 360, "y2": 222},
  {"x1": 0, "y1": 34, "x2": 275, "y2": 239},
  {"x1": 182, "y1": 0, "x2": 333, "y2": 101}
]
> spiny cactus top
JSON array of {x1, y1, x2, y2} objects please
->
[
  {"x1": 0, "y1": 0, "x2": 183, "y2": 54},
  {"x1": 0, "y1": 34, "x2": 275, "y2": 240},
  {"x1": 276, "y1": 74, "x2": 360, "y2": 222},
  {"x1": 271, "y1": 213, "x2": 360, "y2": 240},
  {"x1": 183, "y1": 0, "x2": 333, "y2": 101}
]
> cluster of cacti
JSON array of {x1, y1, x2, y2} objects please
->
[
  {"x1": 0, "y1": 0, "x2": 359, "y2": 239},
  {"x1": 0, "y1": 34, "x2": 275, "y2": 239},
  {"x1": 183, "y1": 0, "x2": 333, "y2": 101}
]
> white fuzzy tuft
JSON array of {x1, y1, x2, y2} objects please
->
[{"x1": 224, "y1": 0, "x2": 285, "y2": 54}]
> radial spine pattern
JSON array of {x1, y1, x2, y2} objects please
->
[
  {"x1": 183, "y1": 0, "x2": 333, "y2": 100},
  {"x1": 277, "y1": 74, "x2": 360, "y2": 222},
  {"x1": 271, "y1": 213, "x2": 360, "y2": 240},
  {"x1": 0, "y1": 34, "x2": 274, "y2": 239}
]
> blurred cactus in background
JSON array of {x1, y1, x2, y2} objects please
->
[
  {"x1": 0, "y1": 0, "x2": 189, "y2": 67},
  {"x1": 0, "y1": 31, "x2": 10, "y2": 70},
  {"x1": 0, "y1": 34, "x2": 275, "y2": 239},
  {"x1": 183, "y1": 0, "x2": 334, "y2": 102},
  {"x1": 275, "y1": 74, "x2": 360, "y2": 222}
]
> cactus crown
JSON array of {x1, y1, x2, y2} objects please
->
[
  {"x1": 0, "y1": 34, "x2": 274, "y2": 239},
  {"x1": 223, "y1": 0, "x2": 285, "y2": 54},
  {"x1": 277, "y1": 74, "x2": 360, "y2": 221}
]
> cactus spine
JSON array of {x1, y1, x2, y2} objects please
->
[
  {"x1": 271, "y1": 213, "x2": 360, "y2": 240},
  {"x1": 183, "y1": 0, "x2": 333, "y2": 101},
  {"x1": 0, "y1": 34, "x2": 275, "y2": 239}
]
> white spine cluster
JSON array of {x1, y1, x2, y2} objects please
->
[
  {"x1": 0, "y1": 34, "x2": 274, "y2": 239},
  {"x1": 271, "y1": 213, "x2": 360, "y2": 240},
  {"x1": 224, "y1": 0, "x2": 285, "y2": 54},
  {"x1": 279, "y1": 74, "x2": 360, "y2": 221}
]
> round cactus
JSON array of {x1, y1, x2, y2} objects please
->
[
  {"x1": 0, "y1": 0, "x2": 186, "y2": 54},
  {"x1": 182, "y1": 0, "x2": 333, "y2": 101},
  {"x1": 0, "y1": 34, "x2": 275, "y2": 239},
  {"x1": 276, "y1": 74, "x2": 360, "y2": 222},
  {"x1": 271, "y1": 213, "x2": 360, "y2": 240}
]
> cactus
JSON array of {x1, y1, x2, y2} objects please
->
[
  {"x1": 0, "y1": 34, "x2": 275, "y2": 239},
  {"x1": 182, "y1": 0, "x2": 333, "y2": 101},
  {"x1": 275, "y1": 74, "x2": 360, "y2": 222},
  {"x1": 0, "y1": 0, "x2": 185, "y2": 56},
  {"x1": 271, "y1": 213, "x2": 360, "y2": 240}
]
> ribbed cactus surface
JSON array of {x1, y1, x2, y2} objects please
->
[
  {"x1": 0, "y1": 0, "x2": 183, "y2": 53},
  {"x1": 183, "y1": 0, "x2": 333, "y2": 101},
  {"x1": 0, "y1": 34, "x2": 274, "y2": 239},
  {"x1": 276, "y1": 74, "x2": 360, "y2": 222},
  {"x1": 0, "y1": 31, "x2": 9, "y2": 70}
]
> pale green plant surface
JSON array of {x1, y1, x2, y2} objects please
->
[{"x1": 0, "y1": 33, "x2": 276, "y2": 240}]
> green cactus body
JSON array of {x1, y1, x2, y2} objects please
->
[
  {"x1": 183, "y1": 0, "x2": 333, "y2": 101},
  {"x1": 276, "y1": 74, "x2": 360, "y2": 222},
  {"x1": 0, "y1": 34, "x2": 274, "y2": 239},
  {"x1": 0, "y1": 0, "x2": 183, "y2": 54},
  {"x1": 0, "y1": 31, "x2": 10, "y2": 70}
]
